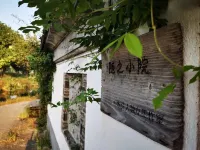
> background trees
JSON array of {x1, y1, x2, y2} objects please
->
[{"x1": 0, "y1": 22, "x2": 39, "y2": 75}]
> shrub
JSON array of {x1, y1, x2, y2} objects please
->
[
  {"x1": 20, "y1": 92, "x2": 29, "y2": 97},
  {"x1": 1, "y1": 75, "x2": 38, "y2": 97},
  {"x1": 29, "y1": 90, "x2": 38, "y2": 96},
  {"x1": 0, "y1": 97, "x2": 6, "y2": 102},
  {"x1": 37, "y1": 115, "x2": 47, "y2": 132}
]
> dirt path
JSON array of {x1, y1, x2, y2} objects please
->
[
  {"x1": 0, "y1": 101, "x2": 30, "y2": 133},
  {"x1": 0, "y1": 101, "x2": 38, "y2": 150}
]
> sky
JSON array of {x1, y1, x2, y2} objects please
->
[{"x1": 0, "y1": 0, "x2": 36, "y2": 32}]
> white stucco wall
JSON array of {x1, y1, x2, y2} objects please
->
[
  {"x1": 166, "y1": 1, "x2": 200, "y2": 149},
  {"x1": 48, "y1": 52, "x2": 169, "y2": 150}
]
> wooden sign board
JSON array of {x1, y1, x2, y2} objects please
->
[{"x1": 101, "y1": 23, "x2": 183, "y2": 150}]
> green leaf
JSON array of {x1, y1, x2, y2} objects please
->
[
  {"x1": 88, "y1": 15, "x2": 104, "y2": 26},
  {"x1": 18, "y1": 26, "x2": 40, "y2": 30},
  {"x1": 18, "y1": 0, "x2": 30, "y2": 7},
  {"x1": 18, "y1": 27, "x2": 28, "y2": 30},
  {"x1": 110, "y1": 34, "x2": 125, "y2": 58},
  {"x1": 28, "y1": 2, "x2": 37, "y2": 7},
  {"x1": 57, "y1": 101, "x2": 61, "y2": 106},
  {"x1": 66, "y1": 0, "x2": 75, "y2": 18},
  {"x1": 189, "y1": 71, "x2": 200, "y2": 84},
  {"x1": 76, "y1": 0, "x2": 90, "y2": 13},
  {"x1": 92, "y1": 0, "x2": 102, "y2": 5},
  {"x1": 31, "y1": 20, "x2": 48, "y2": 26},
  {"x1": 112, "y1": 12, "x2": 117, "y2": 26},
  {"x1": 183, "y1": 65, "x2": 195, "y2": 72},
  {"x1": 118, "y1": 9, "x2": 124, "y2": 24},
  {"x1": 105, "y1": 18, "x2": 111, "y2": 31},
  {"x1": 124, "y1": 33, "x2": 143, "y2": 59},
  {"x1": 88, "y1": 97, "x2": 93, "y2": 103},
  {"x1": 173, "y1": 66, "x2": 184, "y2": 79},
  {"x1": 193, "y1": 67, "x2": 200, "y2": 71},
  {"x1": 22, "y1": 29, "x2": 34, "y2": 33},
  {"x1": 49, "y1": 102, "x2": 57, "y2": 108},
  {"x1": 153, "y1": 84, "x2": 176, "y2": 110},
  {"x1": 132, "y1": 7, "x2": 140, "y2": 22},
  {"x1": 53, "y1": 23, "x2": 65, "y2": 32}
]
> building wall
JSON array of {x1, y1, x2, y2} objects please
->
[
  {"x1": 48, "y1": 0, "x2": 200, "y2": 150},
  {"x1": 48, "y1": 52, "x2": 169, "y2": 150},
  {"x1": 166, "y1": 0, "x2": 200, "y2": 149}
]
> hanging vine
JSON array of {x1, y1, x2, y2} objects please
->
[{"x1": 28, "y1": 47, "x2": 56, "y2": 131}]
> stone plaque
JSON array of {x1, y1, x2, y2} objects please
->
[{"x1": 101, "y1": 23, "x2": 183, "y2": 150}]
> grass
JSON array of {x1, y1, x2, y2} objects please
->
[
  {"x1": 19, "y1": 106, "x2": 30, "y2": 120},
  {"x1": 0, "y1": 96, "x2": 37, "y2": 106}
]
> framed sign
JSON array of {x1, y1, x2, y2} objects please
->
[{"x1": 101, "y1": 23, "x2": 183, "y2": 149}]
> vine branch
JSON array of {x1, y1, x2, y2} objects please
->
[{"x1": 151, "y1": 0, "x2": 181, "y2": 67}]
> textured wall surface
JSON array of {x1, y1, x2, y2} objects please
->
[{"x1": 166, "y1": 0, "x2": 200, "y2": 149}]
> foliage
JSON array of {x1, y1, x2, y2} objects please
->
[
  {"x1": 124, "y1": 33, "x2": 143, "y2": 59},
  {"x1": 0, "y1": 75, "x2": 38, "y2": 98},
  {"x1": 17, "y1": 0, "x2": 168, "y2": 110},
  {"x1": 37, "y1": 130, "x2": 52, "y2": 150},
  {"x1": 28, "y1": 47, "x2": 55, "y2": 143},
  {"x1": 18, "y1": 0, "x2": 200, "y2": 110},
  {"x1": 28, "y1": 48, "x2": 56, "y2": 106},
  {"x1": 153, "y1": 84, "x2": 176, "y2": 110},
  {"x1": 50, "y1": 88, "x2": 100, "y2": 109},
  {"x1": 0, "y1": 22, "x2": 39, "y2": 74},
  {"x1": 18, "y1": 0, "x2": 167, "y2": 53},
  {"x1": 68, "y1": 57, "x2": 102, "y2": 72},
  {"x1": 80, "y1": 58, "x2": 102, "y2": 72}
]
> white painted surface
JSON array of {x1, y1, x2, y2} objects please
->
[
  {"x1": 166, "y1": 1, "x2": 200, "y2": 149},
  {"x1": 49, "y1": 52, "x2": 169, "y2": 150}
]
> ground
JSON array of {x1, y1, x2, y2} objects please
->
[{"x1": 0, "y1": 101, "x2": 37, "y2": 150}]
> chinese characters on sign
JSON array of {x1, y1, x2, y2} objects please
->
[
  {"x1": 107, "y1": 57, "x2": 150, "y2": 75},
  {"x1": 113, "y1": 101, "x2": 163, "y2": 124}
]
